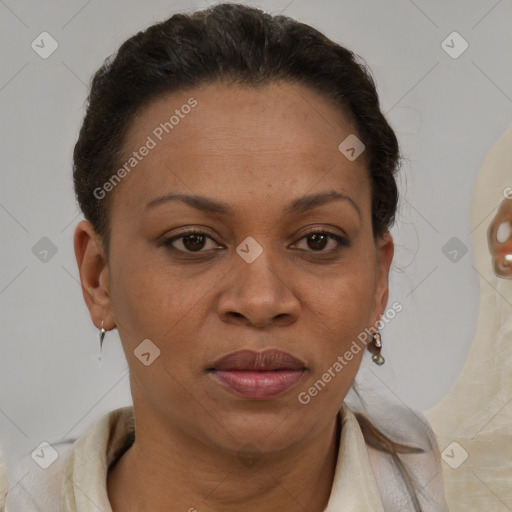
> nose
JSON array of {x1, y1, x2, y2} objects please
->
[{"x1": 217, "y1": 250, "x2": 301, "y2": 328}]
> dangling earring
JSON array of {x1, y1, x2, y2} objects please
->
[
  {"x1": 99, "y1": 321, "x2": 106, "y2": 360},
  {"x1": 369, "y1": 332, "x2": 385, "y2": 366}
]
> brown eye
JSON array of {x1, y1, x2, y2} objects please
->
[
  {"x1": 164, "y1": 231, "x2": 220, "y2": 253},
  {"x1": 294, "y1": 230, "x2": 350, "y2": 253},
  {"x1": 307, "y1": 233, "x2": 329, "y2": 251}
]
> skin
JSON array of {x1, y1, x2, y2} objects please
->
[{"x1": 74, "y1": 80, "x2": 394, "y2": 512}]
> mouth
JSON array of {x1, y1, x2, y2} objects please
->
[{"x1": 207, "y1": 349, "x2": 307, "y2": 400}]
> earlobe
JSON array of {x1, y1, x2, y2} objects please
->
[{"x1": 74, "y1": 220, "x2": 114, "y2": 330}]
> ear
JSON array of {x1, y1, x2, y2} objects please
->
[
  {"x1": 74, "y1": 220, "x2": 115, "y2": 330},
  {"x1": 372, "y1": 231, "x2": 394, "y2": 323}
]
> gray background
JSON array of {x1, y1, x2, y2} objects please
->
[{"x1": 1, "y1": 0, "x2": 511, "y2": 467}]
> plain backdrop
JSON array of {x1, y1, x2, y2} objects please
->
[{"x1": 1, "y1": 0, "x2": 511, "y2": 465}]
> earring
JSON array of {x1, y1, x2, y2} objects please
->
[
  {"x1": 369, "y1": 332, "x2": 385, "y2": 366},
  {"x1": 99, "y1": 321, "x2": 106, "y2": 360}
]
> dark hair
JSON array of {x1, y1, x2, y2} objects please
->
[
  {"x1": 73, "y1": 3, "x2": 427, "y2": 510},
  {"x1": 73, "y1": 2, "x2": 399, "y2": 260}
]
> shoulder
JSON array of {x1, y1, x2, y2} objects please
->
[
  {"x1": 4, "y1": 406, "x2": 134, "y2": 512},
  {"x1": 344, "y1": 402, "x2": 450, "y2": 512},
  {"x1": 4, "y1": 438, "x2": 73, "y2": 512}
]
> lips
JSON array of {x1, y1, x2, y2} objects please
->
[
  {"x1": 208, "y1": 349, "x2": 307, "y2": 399},
  {"x1": 210, "y1": 349, "x2": 306, "y2": 371}
]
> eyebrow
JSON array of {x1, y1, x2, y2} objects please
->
[{"x1": 145, "y1": 189, "x2": 361, "y2": 221}]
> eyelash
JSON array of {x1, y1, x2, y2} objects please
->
[{"x1": 162, "y1": 228, "x2": 350, "y2": 255}]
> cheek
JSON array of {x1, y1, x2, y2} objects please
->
[
  {"x1": 109, "y1": 230, "x2": 377, "y2": 383},
  {"x1": 108, "y1": 245, "x2": 217, "y2": 371},
  {"x1": 300, "y1": 259, "x2": 376, "y2": 371},
  {"x1": 306, "y1": 258, "x2": 376, "y2": 329},
  {"x1": 293, "y1": 272, "x2": 374, "y2": 412}
]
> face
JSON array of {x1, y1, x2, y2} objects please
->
[
  {"x1": 75, "y1": 81, "x2": 393, "y2": 455},
  {"x1": 488, "y1": 197, "x2": 512, "y2": 279}
]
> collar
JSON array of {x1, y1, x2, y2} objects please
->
[{"x1": 60, "y1": 403, "x2": 385, "y2": 511}]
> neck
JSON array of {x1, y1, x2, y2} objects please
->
[{"x1": 107, "y1": 404, "x2": 341, "y2": 512}]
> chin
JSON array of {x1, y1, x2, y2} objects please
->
[{"x1": 205, "y1": 407, "x2": 310, "y2": 453}]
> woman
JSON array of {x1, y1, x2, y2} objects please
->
[{"x1": 5, "y1": 3, "x2": 449, "y2": 511}]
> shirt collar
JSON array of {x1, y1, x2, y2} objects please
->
[
  {"x1": 61, "y1": 403, "x2": 384, "y2": 511},
  {"x1": 324, "y1": 403, "x2": 385, "y2": 511}
]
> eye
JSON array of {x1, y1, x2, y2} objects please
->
[
  {"x1": 162, "y1": 228, "x2": 350, "y2": 255},
  {"x1": 293, "y1": 229, "x2": 350, "y2": 253},
  {"x1": 163, "y1": 230, "x2": 222, "y2": 253}
]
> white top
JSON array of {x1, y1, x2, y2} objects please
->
[{"x1": 4, "y1": 403, "x2": 449, "y2": 511}]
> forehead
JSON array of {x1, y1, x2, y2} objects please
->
[
  {"x1": 113, "y1": 81, "x2": 370, "y2": 216},
  {"x1": 126, "y1": 81, "x2": 359, "y2": 154}
]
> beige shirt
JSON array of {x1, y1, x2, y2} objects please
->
[{"x1": 5, "y1": 403, "x2": 448, "y2": 511}]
